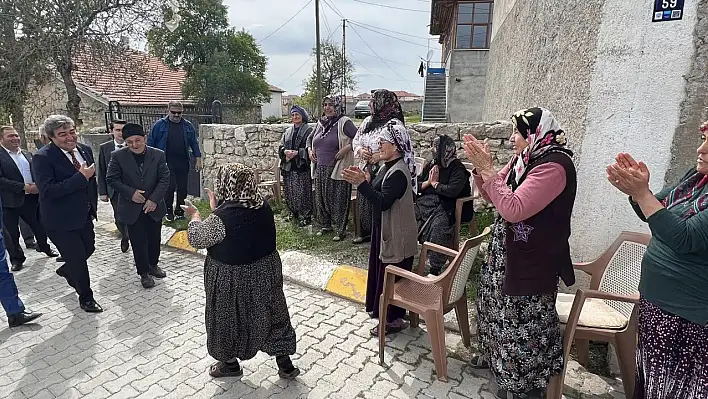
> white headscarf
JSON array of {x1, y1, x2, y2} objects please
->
[{"x1": 379, "y1": 120, "x2": 418, "y2": 194}]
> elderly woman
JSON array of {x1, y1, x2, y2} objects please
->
[
  {"x1": 342, "y1": 122, "x2": 418, "y2": 336},
  {"x1": 183, "y1": 163, "x2": 299, "y2": 379},
  {"x1": 463, "y1": 108, "x2": 576, "y2": 399},
  {"x1": 416, "y1": 134, "x2": 473, "y2": 275},
  {"x1": 352, "y1": 90, "x2": 406, "y2": 244},
  {"x1": 309, "y1": 96, "x2": 356, "y2": 241},
  {"x1": 279, "y1": 105, "x2": 313, "y2": 227},
  {"x1": 607, "y1": 124, "x2": 708, "y2": 398}
]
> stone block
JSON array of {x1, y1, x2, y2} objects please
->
[
  {"x1": 459, "y1": 123, "x2": 486, "y2": 140},
  {"x1": 202, "y1": 139, "x2": 215, "y2": 154},
  {"x1": 486, "y1": 121, "x2": 514, "y2": 139},
  {"x1": 234, "y1": 126, "x2": 247, "y2": 141}
]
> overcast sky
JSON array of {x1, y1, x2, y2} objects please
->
[{"x1": 223, "y1": 0, "x2": 441, "y2": 96}]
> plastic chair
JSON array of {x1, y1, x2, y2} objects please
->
[
  {"x1": 378, "y1": 227, "x2": 491, "y2": 382},
  {"x1": 453, "y1": 162, "x2": 478, "y2": 249},
  {"x1": 547, "y1": 231, "x2": 651, "y2": 399},
  {"x1": 254, "y1": 164, "x2": 282, "y2": 203}
]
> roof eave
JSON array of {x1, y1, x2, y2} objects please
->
[{"x1": 430, "y1": 0, "x2": 456, "y2": 36}]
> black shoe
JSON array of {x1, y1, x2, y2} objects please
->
[
  {"x1": 8, "y1": 311, "x2": 42, "y2": 328},
  {"x1": 120, "y1": 237, "x2": 129, "y2": 253},
  {"x1": 352, "y1": 236, "x2": 370, "y2": 244},
  {"x1": 11, "y1": 262, "x2": 22, "y2": 272},
  {"x1": 149, "y1": 266, "x2": 166, "y2": 279},
  {"x1": 140, "y1": 274, "x2": 155, "y2": 289},
  {"x1": 38, "y1": 248, "x2": 59, "y2": 258},
  {"x1": 24, "y1": 241, "x2": 37, "y2": 249},
  {"x1": 316, "y1": 228, "x2": 332, "y2": 236},
  {"x1": 56, "y1": 256, "x2": 64, "y2": 263},
  {"x1": 332, "y1": 233, "x2": 345, "y2": 242},
  {"x1": 80, "y1": 300, "x2": 103, "y2": 313},
  {"x1": 174, "y1": 213, "x2": 185, "y2": 220},
  {"x1": 165, "y1": 213, "x2": 175, "y2": 222},
  {"x1": 276, "y1": 355, "x2": 300, "y2": 379}
]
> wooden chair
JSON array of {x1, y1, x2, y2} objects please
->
[
  {"x1": 547, "y1": 231, "x2": 651, "y2": 399},
  {"x1": 350, "y1": 188, "x2": 359, "y2": 237},
  {"x1": 414, "y1": 156, "x2": 426, "y2": 172},
  {"x1": 378, "y1": 227, "x2": 491, "y2": 382},
  {"x1": 453, "y1": 162, "x2": 478, "y2": 249},
  {"x1": 254, "y1": 164, "x2": 282, "y2": 203}
]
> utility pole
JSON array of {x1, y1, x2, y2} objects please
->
[
  {"x1": 315, "y1": 0, "x2": 323, "y2": 118},
  {"x1": 342, "y1": 19, "x2": 347, "y2": 114}
]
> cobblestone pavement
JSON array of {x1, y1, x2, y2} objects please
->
[{"x1": 0, "y1": 204, "x2": 499, "y2": 399}]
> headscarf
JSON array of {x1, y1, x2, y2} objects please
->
[
  {"x1": 660, "y1": 121, "x2": 708, "y2": 219},
  {"x1": 316, "y1": 95, "x2": 343, "y2": 138},
  {"x1": 432, "y1": 134, "x2": 457, "y2": 168},
  {"x1": 508, "y1": 107, "x2": 573, "y2": 190},
  {"x1": 363, "y1": 89, "x2": 404, "y2": 134},
  {"x1": 290, "y1": 105, "x2": 309, "y2": 125},
  {"x1": 379, "y1": 121, "x2": 418, "y2": 193},
  {"x1": 213, "y1": 163, "x2": 264, "y2": 209}
]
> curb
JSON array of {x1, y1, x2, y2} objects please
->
[{"x1": 159, "y1": 226, "x2": 368, "y2": 304}]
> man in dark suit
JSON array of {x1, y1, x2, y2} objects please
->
[
  {"x1": 107, "y1": 123, "x2": 170, "y2": 289},
  {"x1": 33, "y1": 115, "x2": 102, "y2": 313},
  {"x1": 0, "y1": 127, "x2": 59, "y2": 271},
  {"x1": 98, "y1": 119, "x2": 129, "y2": 253}
]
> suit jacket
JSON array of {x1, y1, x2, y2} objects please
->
[
  {"x1": 0, "y1": 149, "x2": 35, "y2": 208},
  {"x1": 33, "y1": 143, "x2": 98, "y2": 232},
  {"x1": 98, "y1": 140, "x2": 120, "y2": 198},
  {"x1": 106, "y1": 146, "x2": 170, "y2": 225}
]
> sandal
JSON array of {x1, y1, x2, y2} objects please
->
[
  {"x1": 370, "y1": 323, "x2": 405, "y2": 337},
  {"x1": 209, "y1": 361, "x2": 243, "y2": 378},
  {"x1": 470, "y1": 354, "x2": 490, "y2": 369}
]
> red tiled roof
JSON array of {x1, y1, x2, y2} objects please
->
[{"x1": 393, "y1": 90, "x2": 421, "y2": 98}]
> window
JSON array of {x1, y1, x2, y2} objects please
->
[{"x1": 455, "y1": 1, "x2": 493, "y2": 50}]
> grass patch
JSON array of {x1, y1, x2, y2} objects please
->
[{"x1": 464, "y1": 209, "x2": 496, "y2": 302}]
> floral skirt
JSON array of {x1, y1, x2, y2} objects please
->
[
  {"x1": 283, "y1": 169, "x2": 312, "y2": 219},
  {"x1": 475, "y1": 216, "x2": 563, "y2": 394}
]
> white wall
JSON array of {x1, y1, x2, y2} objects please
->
[
  {"x1": 490, "y1": 0, "x2": 518, "y2": 42},
  {"x1": 261, "y1": 91, "x2": 283, "y2": 120},
  {"x1": 571, "y1": 0, "x2": 699, "y2": 260}
]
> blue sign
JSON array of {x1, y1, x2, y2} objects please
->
[{"x1": 653, "y1": 0, "x2": 684, "y2": 22}]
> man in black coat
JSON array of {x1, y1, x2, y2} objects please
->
[
  {"x1": 33, "y1": 115, "x2": 102, "y2": 313},
  {"x1": 106, "y1": 123, "x2": 170, "y2": 289},
  {"x1": 98, "y1": 119, "x2": 130, "y2": 253},
  {"x1": 0, "y1": 126, "x2": 59, "y2": 271}
]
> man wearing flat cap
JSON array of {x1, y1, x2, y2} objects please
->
[{"x1": 106, "y1": 123, "x2": 170, "y2": 288}]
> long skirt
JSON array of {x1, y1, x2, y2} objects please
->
[
  {"x1": 476, "y1": 216, "x2": 563, "y2": 394},
  {"x1": 283, "y1": 169, "x2": 312, "y2": 219},
  {"x1": 314, "y1": 165, "x2": 351, "y2": 235},
  {"x1": 204, "y1": 251, "x2": 297, "y2": 362},
  {"x1": 356, "y1": 193, "x2": 373, "y2": 238},
  {"x1": 366, "y1": 224, "x2": 414, "y2": 323},
  {"x1": 416, "y1": 194, "x2": 455, "y2": 273},
  {"x1": 635, "y1": 298, "x2": 708, "y2": 399}
]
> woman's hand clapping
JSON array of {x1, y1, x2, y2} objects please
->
[
  {"x1": 342, "y1": 166, "x2": 369, "y2": 185},
  {"x1": 606, "y1": 153, "x2": 652, "y2": 200}
]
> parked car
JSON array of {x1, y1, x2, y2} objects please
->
[{"x1": 354, "y1": 100, "x2": 371, "y2": 118}]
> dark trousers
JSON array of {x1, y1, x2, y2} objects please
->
[
  {"x1": 19, "y1": 219, "x2": 34, "y2": 242},
  {"x1": 2, "y1": 195, "x2": 51, "y2": 264},
  {"x1": 127, "y1": 212, "x2": 162, "y2": 275},
  {"x1": 49, "y1": 218, "x2": 95, "y2": 303},
  {"x1": 166, "y1": 162, "x2": 189, "y2": 216},
  {"x1": 109, "y1": 196, "x2": 129, "y2": 239}
]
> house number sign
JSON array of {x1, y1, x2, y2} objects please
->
[{"x1": 653, "y1": 0, "x2": 684, "y2": 22}]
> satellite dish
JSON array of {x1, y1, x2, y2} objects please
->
[{"x1": 426, "y1": 50, "x2": 433, "y2": 62}]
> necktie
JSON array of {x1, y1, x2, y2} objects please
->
[{"x1": 69, "y1": 150, "x2": 81, "y2": 170}]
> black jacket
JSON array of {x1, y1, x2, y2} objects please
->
[
  {"x1": 0, "y1": 149, "x2": 35, "y2": 209},
  {"x1": 417, "y1": 158, "x2": 473, "y2": 223},
  {"x1": 98, "y1": 138, "x2": 120, "y2": 198},
  {"x1": 106, "y1": 146, "x2": 170, "y2": 225}
]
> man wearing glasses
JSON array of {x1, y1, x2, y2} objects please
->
[{"x1": 148, "y1": 101, "x2": 202, "y2": 221}]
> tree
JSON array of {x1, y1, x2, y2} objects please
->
[
  {"x1": 147, "y1": 0, "x2": 270, "y2": 108},
  {"x1": 301, "y1": 40, "x2": 357, "y2": 112}
]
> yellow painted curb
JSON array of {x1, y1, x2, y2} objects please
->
[
  {"x1": 325, "y1": 265, "x2": 368, "y2": 304},
  {"x1": 167, "y1": 230, "x2": 196, "y2": 252}
]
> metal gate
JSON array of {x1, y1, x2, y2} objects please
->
[{"x1": 104, "y1": 101, "x2": 223, "y2": 197}]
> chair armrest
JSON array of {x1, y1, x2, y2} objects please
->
[
  {"x1": 572, "y1": 261, "x2": 598, "y2": 276},
  {"x1": 455, "y1": 196, "x2": 475, "y2": 207},
  {"x1": 579, "y1": 289, "x2": 640, "y2": 304},
  {"x1": 385, "y1": 265, "x2": 436, "y2": 285},
  {"x1": 421, "y1": 242, "x2": 459, "y2": 258}
]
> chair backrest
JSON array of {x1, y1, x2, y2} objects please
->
[
  {"x1": 597, "y1": 232, "x2": 651, "y2": 318},
  {"x1": 415, "y1": 156, "x2": 426, "y2": 171},
  {"x1": 442, "y1": 227, "x2": 490, "y2": 305},
  {"x1": 461, "y1": 162, "x2": 480, "y2": 198}
]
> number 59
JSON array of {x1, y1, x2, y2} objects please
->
[{"x1": 662, "y1": 0, "x2": 677, "y2": 8}]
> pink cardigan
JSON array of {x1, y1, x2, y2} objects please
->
[{"x1": 474, "y1": 159, "x2": 566, "y2": 223}]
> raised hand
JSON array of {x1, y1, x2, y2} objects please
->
[
  {"x1": 79, "y1": 163, "x2": 96, "y2": 179},
  {"x1": 205, "y1": 188, "x2": 218, "y2": 211}
]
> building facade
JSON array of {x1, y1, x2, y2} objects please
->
[{"x1": 429, "y1": 0, "x2": 708, "y2": 261}]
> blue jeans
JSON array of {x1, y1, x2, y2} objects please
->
[{"x1": 0, "y1": 233, "x2": 24, "y2": 316}]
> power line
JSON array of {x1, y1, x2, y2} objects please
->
[
  {"x1": 346, "y1": 20, "x2": 432, "y2": 40},
  {"x1": 258, "y1": 0, "x2": 314, "y2": 43},
  {"x1": 322, "y1": 0, "x2": 345, "y2": 18},
  {"x1": 349, "y1": 48, "x2": 418, "y2": 68},
  {"x1": 321, "y1": 3, "x2": 332, "y2": 34},
  {"x1": 349, "y1": 51, "x2": 418, "y2": 83},
  {"x1": 276, "y1": 26, "x2": 341, "y2": 88},
  {"x1": 348, "y1": 24, "x2": 409, "y2": 83},
  {"x1": 349, "y1": 0, "x2": 428, "y2": 13},
  {"x1": 348, "y1": 22, "x2": 432, "y2": 49}
]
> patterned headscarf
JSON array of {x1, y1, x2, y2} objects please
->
[
  {"x1": 290, "y1": 105, "x2": 309, "y2": 124},
  {"x1": 316, "y1": 95, "x2": 343, "y2": 138},
  {"x1": 432, "y1": 134, "x2": 457, "y2": 168},
  {"x1": 508, "y1": 107, "x2": 573, "y2": 189},
  {"x1": 363, "y1": 89, "x2": 404, "y2": 134},
  {"x1": 214, "y1": 163, "x2": 264, "y2": 209},
  {"x1": 379, "y1": 121, "x2": 418, "y2": 193}
]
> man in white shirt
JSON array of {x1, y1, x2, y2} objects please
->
[
  {"x1": 0, "y1": 127, "x2": 59, "y2": 271},
  {"x1": 98, "y1": 119, "x2": 130, "y2": 253}
]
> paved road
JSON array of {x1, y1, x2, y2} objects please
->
[{"x1": 0, "y1": 204, "x2": 496, "y2": 399}]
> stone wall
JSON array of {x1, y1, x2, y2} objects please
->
[{"x1": 199, "y1": 121, "x2": 514, "y2": 191}]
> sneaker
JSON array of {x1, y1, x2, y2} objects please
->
[
  {"x1": 140, "y1": 274, "x2": 155, "y2": 289},
  {"x1": 174, "y1": 213, "x2": 185, "y2": 220},
  {"x1": 316, "y1": 228, "x2": 332, "y2": 236},
  {"x1": 149, "y1": 266, "x2": 166, "y2": 279},
  {"x1": 164, "y1": 213, "x2": 175, "y2": 222}
]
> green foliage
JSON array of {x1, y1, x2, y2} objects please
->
[
  {"x1": 147, "y1": 0, "x2": 270, "y2": 107},
  {"x1": 301, "y1": 40, "x2": 357, "y2": 111}
]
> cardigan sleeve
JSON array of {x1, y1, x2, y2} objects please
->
[
  {"x1": 646, "y1": 208, "x2": 708, "y2": 254},
  {"x1": 474, "y1": 159, "x2": 513, "y2": 203},
  {"x1": 187, "y1": 214, "x2": 226, "y2": 249},
  {"x1": 482, "y1": 162, "x2": 566, "y2": 223},
  {"x1": 358, "y1": 170, "x2": 407, "y2": 212}
]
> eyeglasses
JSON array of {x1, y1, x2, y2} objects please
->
[
  {"x1": 170, "y1": 111, "x2": 183, "y2": 115},
  {"x1": 323, "y1": 103, "x2": 334, "y2": 107}
]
